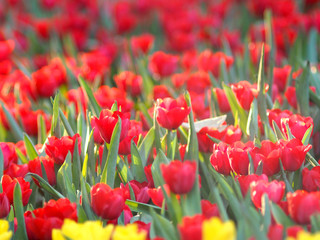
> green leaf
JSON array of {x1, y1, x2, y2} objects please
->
[
  {"x1": 271, "y1": 202, "x2": 294, "y2": 228},
  {"x1": 311, "y1": 214, "x2": 320, "y2": 233},
  {"x1": 57, "y1": 152, "x2": 77, "y2": 202},
  {"x1": 151, "y1": 149, "x2": 169, "y2": 187},
  {"x1": 72, "y1": 138, "x2": 81, "y2": 190},
  {"x1": 27, "y1": 173, "x2": 64, "y2": 199},
  {"x1": 37, "y1": 114, "x2": 47, "y2": 145},
  {"x1": 78, "y1": 76, "x2": 101, "y2": 116},
  {"x1": 80, "y1": 176, "x2": 96, "y2": 220},
  {"x1": 13, "y1": 183, "x2": 28, "y2": 240},
  {"x1": 279, "y1": 160, "x2": 294, "y2": 193},
  {"x1": 131, "y1": 142, "x2": 147, "y2": 182},
  {"x1": 0, "y1": 101, "x2": 24, "y2": 141},
  {"x1": 307, "y1": 29, "x2": 318, "y2": 64},
  {"x1": 256, "y1": 44, "x2": 268, "y2": 125},
  {"x1": 51, "y1": 92, "x2": 60, "y2": 136},
  {"x1": 261, "y1": 194, "x2": 271, "y2": 233},
  {"x1": 126, "y1": 199, "x2": 162, "y2": 214},
  {"x1": 15, "y1": 148, "x2": 28, "y2": 164},
  {"x1": 101, "y1": 118, "x2": 121, "y2": 188},
  {"x1": 296, "y1": 62, "x2": 311, "y2": 116},
  {"x1": 222, "y1": 84, "x2": 248, "y2": 133},
  {"x1": 117, "y1": 156, "x2": 134, "y2": 183},
  {"x1": 246, "y1": 99, "x2": 259, "y2": 140},
  {"x1": 150, "y1": 209, "x2": 179, "y2": 240},
  {"x1": 23, "y1": 133, "x2": 39, "y2": 160},
  {"x1": 59, "y1": 109, "x2": 75, "y2": 136},
  {"x1": 138, "y1": 127, "x2": 155, "y2": 166},
  {"x1": 301, "y1": 125, "x2": 313, "y2": 145}
]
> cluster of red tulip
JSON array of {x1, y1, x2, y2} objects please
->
[{"x1": 1, "y1": 0, "x2": 320, "y2": 239}]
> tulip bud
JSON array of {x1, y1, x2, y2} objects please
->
[
  {"x1": 0, "y1": 193, "x2": 10, "y2": 218},
  {"x1": 160, "y1": 160, "x2": 197, "y2": 194},
  {"x1": 155, "y1": 97, "x2": 190, "y2": 130},
  {"x1": 90, "y1": 183, "x2": 125, "y2": 220}
]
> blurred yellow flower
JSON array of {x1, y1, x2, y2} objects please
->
[
  {"x1": 52, "y1": 219, "x2": 113, "y2": 240},
  {"x1": 202, "y1": 217, "x2": 236, "y2": 240},
  {"x1": 113, "y1": 224, "x2": 146, "y2": 240},
  {"x1": 0, "y1": 220, "x2": 12, "y2": 240},
  {"x1": 287, "y1": 231, "x2": 320, "y2": 240}
]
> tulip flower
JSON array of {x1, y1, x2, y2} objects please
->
[
  {"x1": 250, "y1": 180, "x2": 285, "y2": 208},
  {"x1": 227, "y1": 141, "x2": 255, "y2": 175},
  {"x1": 278, "y1": 139, "x2": 312, "y2": 171},
  {"x1": 179, "y1": 214, "x2": 204, "y2": 240},
  {"x1": 155, "y1": 97, "x2": 190, "y2": 130},
  {"x1": 131, "y1": 33, "x2": 154, "y2": 55},
  {"x1": 114, "y1": 71, "x2": 143, "y2": 97},
  {"x1": 287, "y1": 190, "x2": 320, "y2": 224},
  {"x1": 45, "y1": 134, "x2": 81, "y2": 165},
  {"x1": 237, "y1": 174, "x2": 268, "y2": 197},
  {"x1": 250, "y1": 140, "x2": 282, "y2": 176},
  {"x1": 302, "y1": 166, "x2": 320, "y2": 192},
  {"x1": 0, "y1": 193, "x2": 10, "y2": 219},
  {"x1": 92, "y1": 109, "x2": 130, "y2": 144},
  {"x1": 2, "y1": 174, "x2": 32, "y2": 206},
  {"x1": 0, "y1": 142, "x2": 18, "y2": 170},
  {"x1": 90, "y1": 183, "x2": 125, "y2": 220},
  {"x1": 28, "y1": 156, "x2": 56, "y2": 186},
  {"x1": 201, "y1": 200, "x2": 220, "y2": 219},
  {"x1": 25, "y1": 198, "x2": 77, "y2": 240},
  {"x1": 210, "y1": 142, "x2": 232, "y2": 175},
  {"x1": 160, "y1": 160, "x2": 197, "y2": 194},
  {"x1": 149, "y1": 51, "x2": 179, "y2": 78},
  {"x1": 121, "y1": 180, "x2": 150, "y2": 204}
]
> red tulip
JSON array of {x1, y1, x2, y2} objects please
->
[
  {"x1": 94, "y1": 86, "x2": 133, "y2": 113},
  {"x1": 2, "y1": 174, "x2": 32, "y2": 206},
  {"x1": 227, "y1": 141, "x2": 255, "y2": 175},
  {"x1": 155, "y1": 97, "x2": 190, "y2": 130},
  {"x1": 178, "y1": 214, "x2": 204, "y2": 240},
  {"x1": 231, "y1": 81, "x2": 266, "y2": 111},
  {"x1": 45, "y1": 134, "x2": 81, "y2": 165},
  {"x1": 0, "y1": 193, "x2": 10, "y2": 218},
  {"x1": 213, "y1": 88, "x2": 231, "y2": 113},
  {"x1": 114, "y1": 71, "x2": 143, "y2": 97},
  {"x1": 287, "y1": 190, "x2": 320, "y2": 224},
  {"x1": 92, "y1": 109, "x2": 130, "y2": 144},
  {"x1": 90, "y1": 183, "x2": 125, "y2": 220},
  {"x1": 278, "y1": 139, "x2": 312, "y2": 171},
  {"x1": 28, "y1": 156, "x2": 56, "y2": 186},
  {"x1": 0, "y1": 142, "x2": 18, "y2": 170},
  {"x1": 147, "y1": 186, "x2": 168, "y2": 208},
  {"x1": 0, "y1": 40, "x2": 14, "y2": 61},
  {"x1": 250, "y1": 179, "x2": 285, "y2": 208},
  {"x1": 131, "y1": 33, "x2": 154, "y2": 54},
  {"x1": 118, "y1": 120, "x2": 143, "y2": 155},
  {"x1": 153, "y1": 85, "x2": 172, "y2": 100},
  {"x1": 149, "y1": 51, "x2": 179, "y2": 78},
  {"x1": 121, "y1": 180, "x2": 150, "y2": 204},
  {"x1": 302, "y1": 166, "x2": 320, "y2": 192},
  {"x1": 267, "y1": 224, "x2": 284, "y2": 240},
  {"x1": 186, "y1": 72, "x2": 211, "y2": 95},
  {"x1": 201, "y1": 200, "x2": 220, "y2": 219},
  {"x1": 237, "y1": 174, "x2": 268, "y2": 197},
  {"x1": 160, "y1": 160, "x2": 197, "y2": 194},
  {"x1": 24, "y1": 198, "x2": 77, "y2": 240},
  {"x1": 4, "y1": 163, "x2": 29, "y2": 178},
  {"x1": 273, "y1": 65, "x2": 291, "y2": 92},
  {"x1": 280, "y1": 114, "x2": 313, "y2": 142},
  {"x1": 251, "y1": 140, "x2": 281, "y2": 176},
  {"x1": 91, "y1": 117, "x2": 104, "y2": 145},
  {"x1": 144, "y1": 165, "x2": 155, "y2": 188},
  {"x1": 210, "y1": 142, "x2": 232, "y2": 176},
  {"x1": 198, "y1": 50, "x2": 234, "y2": 78}
]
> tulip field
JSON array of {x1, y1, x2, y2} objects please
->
[{"x1": 2, "y1": 0, "x2": 320, "y2": 239}]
